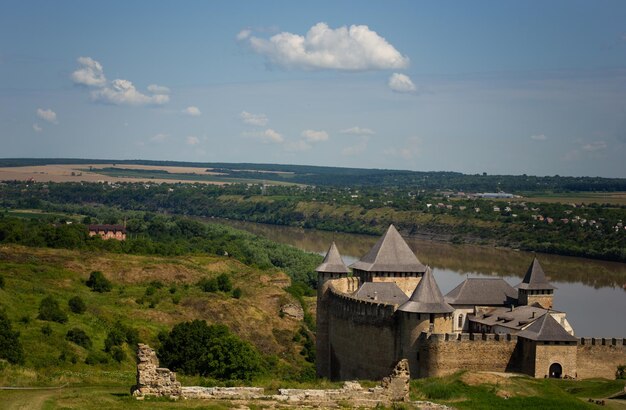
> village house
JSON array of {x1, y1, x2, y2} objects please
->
[{"x1": 88, "y1": 224, "x2": 127, "y2": 240}]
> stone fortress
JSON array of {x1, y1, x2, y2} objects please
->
[{"x1": 316, "y1": 225, "x2": 626, "y2": 381}]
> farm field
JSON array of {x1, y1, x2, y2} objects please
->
[{"x1": 519, "y1": 192, "x2": 626, "y2": 206}]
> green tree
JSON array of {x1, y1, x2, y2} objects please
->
[
  {"x1": 217, "y1": 274, "x2": 232, "y2": 292},
  {"x1": 86, "y1": 271, "x2": 112, "y2": 293},
  {"x1": 68, "y1": 296, "x2": 86, "y2": 314},
  {"x1": 159, "y1": 320, "x2": 264, "y2": 380},
  {"x1": 66, "y1": 328, "x2": 92, "y2": 348},
  {"x1": 0, "y1": 310, "x2": 24, "y2": 364},
  {"x1": 38, "y1": 296, "x2": 68, "y2": 323}
]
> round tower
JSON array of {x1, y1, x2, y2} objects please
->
[{"x1": 315, "y1": 242, "x2": 350, "y2": 379}]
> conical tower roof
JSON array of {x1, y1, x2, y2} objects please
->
[
  {"x1": 398, "y1": 267, "x2": 454, "y2": 313},
  {"x1": 516, "y1": 258, "x2": 556, "y2": 290},
  {"x1": 349, "y1": 225, "x2": 426, "y2": 272},
  {"x1": 517, "y1": 313, "x2": 576, "y2": 342},
  {"x1": 316, "y1": 242, "x2": 350, "y2": 273}
]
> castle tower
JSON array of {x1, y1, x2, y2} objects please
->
[
  {"x1": 397, "y1": 267, "x2": 454, "y2": 376},
  {"x1": 349, "y1": 224, "x2": 426, "y2": 296},
  {"x1": 315, "y1": 242, "x2": 350, "y2": 378},
  {"x1": 516, "y1": 258, "x2": 556, "y2": 309}
]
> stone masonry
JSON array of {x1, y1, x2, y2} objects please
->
[{"x1": 131, "y1": 343, "x2": 182, "y2": 399}]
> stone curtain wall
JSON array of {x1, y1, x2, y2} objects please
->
[
  {"x1": 577, "y1": 338, "x2": 626, "y2": 379},
  {"x1": 419, "y1": 333, "x2": 520, "y2": 378}
]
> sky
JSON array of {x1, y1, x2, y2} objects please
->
[{"x1": 1, "y1": 1, "x2": 625, "y2": 178}]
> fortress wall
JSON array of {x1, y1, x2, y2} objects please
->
[
  {"x1": 327, "y1": 289, "x2": 399, "y2": 380},
  {"x1": 534, "y1": 344, "x2": 577, "y2": 378},
  {"x1": 576, "y1": 338, "x2": 626, "y2": 379},
  {"x1": 419, "y1": 333, "x2": 519, "y2": 378}
]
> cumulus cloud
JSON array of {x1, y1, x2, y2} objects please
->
[
  {"x1": 71, "y1": 57, "x2": 106, "y2": 87},
  {"x1": 530, "y1": 134, "x2": 547, "y2": 141},
  {"x1": 150, "y1": 133, "x2": 168, "y2": 142},
  {"x1": 245, "y1": 22, "x2": 409, "y2": 71},
  {"x1": 582, "y1": 141, "x2": 607, "y2": 152},
  {"x1": 237, "y1": 29, "x2": 252, "y2": 41},
  {"x1": 72, "y1": 57, "x2": 169, "y2": 106},
  {"x1": 244, "y1": 129, "x2": 284, "y2": 143},
  {"x1": 36, "y1": 108, "x2": 57, "y2": 123},
  {"x1": 147, "y1": 84, "x2": 170, "y2": 94},
  {"x1": 302, "y1": 129, "x2": 329, "y2": 142},
  {"x1": 32, "y1": 123, "x2": 42, "y2": 132},
  {"x1": 91, "y1": 79, "x2": 169, "y2": 106},
  {"x1": 186, "y1": 136, "x2": 200, "y2": 145},
  {"x1": 340, "y1": 126, "x2": 375, "y2": 136},
  {"x1": 388, "y1": 73, "x2": 416, "y2": 93},
  {"x1": 182, "y1": 106, "x2": 202, "y2": 116},
  {"x1": 240, "y1": 111, "x2": 269, "y2": 126}
]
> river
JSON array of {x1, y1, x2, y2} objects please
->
[{"x1": 213, "y1": 218, "x2": 626, "y2": 337}]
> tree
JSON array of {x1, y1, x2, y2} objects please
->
[
  {"x1": 38, "y1": 296, "x2": 68, "y2": 323},
  {"x1": 158, "y1": 320, "x2": 264, "y2": 380},
  {"x1": 66, "y1": 328, "x2": 92, "y2": 348},
  {"x1": 0, "y1": 310, "x2": 24, "y2": 364},
  {"x1": 217, "y1": 274, "x2": 232, "y2": 292},
  {"x1": 68, "y1": 296, "x2": 86, "y2": 314},
  {"x1": 86, "y1": 271, "x2": 112, "y2": 293}
]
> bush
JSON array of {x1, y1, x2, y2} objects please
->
[
  {"x1": 41, "y1": 324, "x2": 52, "y2": 336},
  {"x1": 198, "y1": 277, "x2": 218, "y2": 292},
  {"x1": 66, "y1": 327, "x2": 92, "y2": 348},
  {"x1": 68, "y1": 296, "x2": 86, "y2": 314},
  {"x1": 110, "y1": 346, "x2": 125, "y2": 362},
  {"x1": 85, "y1": 350, "x2": 109, "y2": 365},
  {"x1": 0, "y1": 310, "x2": 24, "y2": 364},
  {"x1": 159, "y1": 320, "x2": 264, "y2": 380},
  {"x1": 217, "y1": 274, "x2": 232, "y2": 292},
  {"x1": 59, "y1": 350, "x2": 78, "y2": 364},
  {"x1": 617, "y1": 364, "x2": 626, "y2": 379},
  {"x1": 232, "y1": 287, "x2": 242, "y2": 299},
  {"x1": 38, "y1": 296, "x2": 68, "y2": 323},
  {"x1": 0, "y1": 275, "x2": 4, "y2": 289},
  {"x1": 86, "y1": 271, "x2": 112, "y2": 293},
  {"x1": 104, "y1": 321, "x2": 139, "y2": 352}
]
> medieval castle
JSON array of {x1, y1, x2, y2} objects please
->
[{"x1": 316, "y1": 225, "x2": 626, "y2": 381}]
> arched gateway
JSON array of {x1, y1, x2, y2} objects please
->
[{"x1": 549, "y1": 363, "x2": 563, "y2": 378}]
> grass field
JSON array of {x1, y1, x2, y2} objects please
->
[{"x1": 519, "y1": 192, "x2": 626, "y2": 206}]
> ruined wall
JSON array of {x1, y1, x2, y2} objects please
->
[
  {"x1": 577, "y1": 338, "x2": 626, "y2": 379},
  {"x1": 131, "y1": 343, "x2": 181, "y2": 399},
  {"x1": 327, "y1": 289, "x2": 399, "y2": 380},
  {"x1": 419, "y1": 333, "x2": 520, "y2": 378}
]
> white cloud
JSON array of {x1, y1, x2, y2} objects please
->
[
  {"x1": 340, "y1": 126, "x2": 375, "y2": 136},
  {"x1": 388, "y1": 73, "x2": 416, "y2": 93},
  {"x1": 530, "y1": 134, "x2": 547, "y2": 141},
  {"x1": 244, "y1": 128, "x2": 284, "y2": 144},
  {"x1": 71, "y1": 56, "x2": 106, "y2": 87},
  {"x1": 91, "y1": 79, "x2": 169, "y2": 106},
  {"x1": 582, "y1": 141, "x2": 607, "y2": 152},
  {"x1": 245, "y1": 22, "x2": 409, "y2": 71},
  {"x1": 36, "y1": 108, "x2": 57, "y2": 123},
  {"x1": 32, "y1": 123, "x2": 42, "y2": 132},
  {"x1": 186, "y1": 136, "x2": 200, "y2": 145},
  {"x1": 150, "y1": 133, "x2": 168, "y2": 142},
  {"x1": 182, "y1": 106, "x2": 202, "y2": 116},
  {"x1": 301, "y1": 129, "x2": 329, "y2": 142},
  {"x1": 342, "y1": 136, "x2": 369, "y2": 156},
  {"x1": 240, "y1": 111, "x2": 268, "y2": 126},
  {"x1": 147, "y1": 84, "x2": 170, "y2": 94},
  {"x1": 237, "y1": 29, "x2": 252, "y2": 41}
]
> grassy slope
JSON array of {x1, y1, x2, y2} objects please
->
[{"x1": 0, "y1": 245, "x2": 306, "y2": 387}]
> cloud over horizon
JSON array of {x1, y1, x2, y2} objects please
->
[
  {"x1": 240, "y1": 111, "x2": 269, "y2": 126},
  {"x1": 244, "y1": 22, "x2": 409, "y2": 71},
  {"x1": 182, "y1": 106, "x2": 202, "y2": 116},
  {"x1": 388, "y1": 73, "x2": 416, "y2": 93},
  {"x1": 340, "y1": 126, "x2": 375, "y2": 136},
  {"x1": 36, "y1": 108, "x2": 57, "y2": 123}
]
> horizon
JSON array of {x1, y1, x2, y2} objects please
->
[{"x1": 2, "y1": 1, "x2": 626, "y2": 178}]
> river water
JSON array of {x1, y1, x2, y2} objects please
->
[{"x1": 213, "y1": 218, "x2": 626, "y2": 337}]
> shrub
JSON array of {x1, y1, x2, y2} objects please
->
[
  {"x1": 104, "y1": 321, "x2": 139, "y2": 352},
  {"x1": 217, "y1": 274, "x2": 232, "y2": 292},
  {"x1": 232, "y1": 287, "x2": 242, "y2": 299},
  {"x1": 38, "y1": 296, "x2": 68, "y2": 323},
  {"x1": 41, "y1": 324, "x2": 52, "y2": 336},
  {"x1": 0, "y1": 310, "x2": 24, "y2": 364},
  {"x1": 85, "y1": 351, "x2": 109, "y2": 365},
  {"x1": 145, "y1": 286, "x2": 156, "y2": 296},
  {"x1": 86, "y1": 271, "x2": 112, "y2": 293},
  {"x1": 198, "y1": 277, "x2": 218, "y2": 292},
  {"x1": 0, "y1": 274, "x2": 4, "y2": 289},
  {"x1": 617, "y1": 364, "x2": 626, "y2": 379},
  {"x1": 68, "y1": 296, "x2": 86, "y2": 314},
  {"x1": 66, "y1": 327, "x2": 92, "y2": 348},
  {"x1": 169, "y1": 285, "x2": 177, "y2": 294},
  {"x1": 110, "y1": 346, "x2": 125, "y2": 362},
  {"x1": 59, "y1": 350, "x2": 78, "y2": 364},
  {"x1": 159, "y1": 320, "x2": 264, "y2": 380}
]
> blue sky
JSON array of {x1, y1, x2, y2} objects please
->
[{"x1": 1, "y1": 0, "x2": 625, "y2": 177}]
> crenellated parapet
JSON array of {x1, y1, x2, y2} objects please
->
[
  {"x1": 578, "y1": 337, "x2": 625, "y2": 346},
  {"x1": 327, "y1": 284, "x2": 398, "y2": 325},
  {"x1": 424, "y1": 332, "x2": 519, "y2": 343}
]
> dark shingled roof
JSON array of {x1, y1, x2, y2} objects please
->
[
  {"x1": 353, "y1": 282, "x2": 409, "y2": 305},
  {"x1": 398, "y1": 267, "x2": 454, "y2": 313},
  {"x1": 470, "y1": 305, "x2": 552, "y2": 331},
  {"x1": 517, "y1": 313, "x2": 577, "y2": 342},
  {"x1": 88, "y1": 224, "x2": 126, "y2": 233},
  {"x1": 445, "y1": 278, "x2": 518, "y2": 306},
  {"x1": 316, "y1": 242, "x2": 350, "y2": 273},
  {"x1": 516, "y1": 258, "x2": 556, "y2": 290},
  {"x1": 349, "y1": 225, "x2": 426, "y2": 273}
]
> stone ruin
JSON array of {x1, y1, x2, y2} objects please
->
[
  {"x1": 131, "y1": 343, "x2": 181, "y2": 399},
  {"x1": 132, "y1": 345, "x2": 447, "y2": 408}
]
